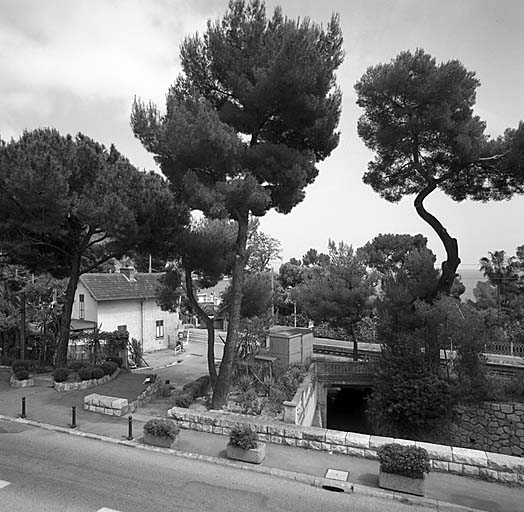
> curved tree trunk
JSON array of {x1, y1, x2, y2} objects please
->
[
  {"x1": 55, "y1": 253, "x2": 81, "y2": 368},
  {"x1": 211, "y1": 211, "x2": 249, "y2": 409},
  {"x1": 184, "y1": 271, "x2": 218, "y2": 389},
  {"x1": 414, "y1": 183, "x2": 461, "y2": 297}
]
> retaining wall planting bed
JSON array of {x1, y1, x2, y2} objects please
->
[
  {"x1": 54, "y1": 368, "x2": 121, "y2": 392},
  {"x1": 9, "y1": 375, "x2": 35, "y2": 388},
  {"x1": 84, "y1": 379, "x2": 162, "y2": 416},
  {"x1": 167, "y1": 406, "x2": 524, "y2": 486}
]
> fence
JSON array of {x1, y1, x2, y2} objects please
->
[{"x1": 485, "y1": 340, "x2": 524, "y2": 357}]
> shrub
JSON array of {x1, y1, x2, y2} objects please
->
[
  {"x1": 377, "y1": 444, "x2": 430, "y2": 479},
  {"x1": 238, "y1": 388, "x2": 264, "y2": 415},
  {"x1": 173, "y1": 391, "x2": 193, "y2": 408},
  {"x1": 14, "y1": 369, "x2": 30, "y2": 381},
  {"x1": 78, "y1": 367, "x2": 93, "y2": 381},
  {"x1": 12, "y1": 359, "x2": 32, "y2": 373},
  {"x1": 53, "y1": 368, "x2": 70, "y2": 383},
  {"x1": 106, "y1": 355, "x2": 124, "y2": 368},
  {"x1": 91, "y1": 367, "x2": 105, "y2": 380},
  {"x1": 237, "y1": 374, "x2": 255, "y2": 393},
  {"x1": 143, "y1": 418, "x2": 179, "y2": 439},
  {"x1": 68, "y1": 361, "x2": 86, "y2": 371},
  {"x1": 100, "y1": 361, "x2": 118, "y2": 376},
  {"x1": 182, "y1": 376, "x2": 209, "y2": 398},
  {"x1": 229, "y1": 425, "x2": 258, "y2": 450}
]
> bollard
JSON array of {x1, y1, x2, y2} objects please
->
[
  {"x1": 127, "y1": 415, "x2": 133, "y2": 440},
  {"x1": 71, "y1": 405, "x2": 77, "y2": 429},
  {"x1": 21, "y1": 396, "x2": 26, "y2": 419}
]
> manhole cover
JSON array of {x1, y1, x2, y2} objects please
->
[{"x1": 325, "y1": 469, "x2": 348, "y2": 481}]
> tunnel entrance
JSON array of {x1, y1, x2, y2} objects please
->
[{"x1": 326, "y1": 386, "x2": 373, "y2": 434}]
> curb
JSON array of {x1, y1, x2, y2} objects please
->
[{"x1": 0, "y1": 414, "x2": 484, "y2": 512}]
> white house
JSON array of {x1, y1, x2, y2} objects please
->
[{"x1": 71, "y1": 267, "x2": 181, "y2": 352}]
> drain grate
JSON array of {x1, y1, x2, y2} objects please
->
[{"x1": 325, "y1": 469, "x2": 349, "y2": 481}]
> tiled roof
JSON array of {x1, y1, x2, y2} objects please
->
[{"x1": 80, "y1": 272, "x2": 163, "y2": 301}]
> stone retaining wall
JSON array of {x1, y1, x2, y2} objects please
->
[
  {"x1": 167, "y1": 406, "x2": 524, "y2": 486},
  {"x1": 451, "y1": 401, "x2": 524, "y2": 456},
  {"x1": 9, "y1": 375, "x2": 35, "y2": 388},
  {"x1": 84, "y1": 378, "x2": 162, "y2": 416},
  {"x1": 9, "y1": 368, "x2": 121, "y2": 391},
  {"x1": 54, "y1": 368, "x2": 121, "y2": 392}
]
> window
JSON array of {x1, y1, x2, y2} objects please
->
[
  {"x1": 79, "y1": 294, "x2": 85, "y2": 320},
  {"x1": 156, "y1": 320, "x2": 164, "y2": 338},
  {"x1": 117, "y1": 325, "x2": 127, "y2": 332}
]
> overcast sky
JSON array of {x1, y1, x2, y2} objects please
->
[{"x1": 1, "y1": 0, "x2": 523, "y2": 286}]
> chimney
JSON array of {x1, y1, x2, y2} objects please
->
[{"x1": 119, "y1": 266, "x2": 137, "y2": 282}]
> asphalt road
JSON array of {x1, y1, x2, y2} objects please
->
[{"x1": 0, "y1": 420, "x2": 435, "y2": 512}]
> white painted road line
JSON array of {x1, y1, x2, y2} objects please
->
[
  {"x1": 97, "y1": 508, "x2": 123, "y2": 512},
  {"x1": 0, "y1": 480, "x2": 11, "y2": 489}
]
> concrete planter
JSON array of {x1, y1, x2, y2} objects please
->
[
  {"x1": 226, "y1": 442, "x2": 266, "y2": 464},
  {"x1": 379, "y1": 467, "x2": 425, "y2": 496},
  {"x1": 144, "y1": 432, "x2": 178, "y2": 448}
]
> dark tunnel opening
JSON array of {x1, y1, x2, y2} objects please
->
[{"x1": 326, "y1": 386, "x2": 373, "y2": 434}]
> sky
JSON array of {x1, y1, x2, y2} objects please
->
[{"x1": 1, "y1": 0, "x2": 523, "y2": 291}]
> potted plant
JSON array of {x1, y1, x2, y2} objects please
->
[
  {"x1": 377, "y1": 443, "x2": 430, "y2": 496},
  {"x1": 143, "y1": 418, "x2": 180, "y2": 448},
  {"x1": 226, "y1": 425, "x2": 266, "y2": 464}
]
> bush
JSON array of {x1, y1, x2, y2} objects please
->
[
  {"x1": 78, "y1": 367, "x2": 93, "y2": 381},
  {"x1": 182, "y1": 376, "x2": 209, "y2": 398},
  {"x1": 68, "y1": 361, "x2": 86, "y2": 371},
  {"x1": 100, "y1": 361, "x2": 118, "y2": 376},
  {"x1": 53, "y1": 368, "x2": 70, "y2": 383},
  {"x1": 143, "y1": 418, "x2": 179, "y2": 439},
  {"x1": 14, "y1": 369, "x2": 30, "y2": 381},
  {"x1": 91, "y1": 367, "x2": 105, "y2": 380},
  {"x1": 106, "y1": 355, "x2": 124, "y2": 368},
  {"x1": 377, "y1": 444, "x2": 430, "y2": 479},
  {"x1": 173, "y1": 391, "x2": 193, "y2": 408},
  {"x1": 12, "y1": 359, "x2": 32, "y2": 373},
  {"x1": 229, "y1": 425, "x2": 257, "y2": 450}
]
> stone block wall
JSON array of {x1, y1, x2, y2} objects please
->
[
  {"x1": 167, "y1": 406, "x2": 524, "y2": 486},
  {"x1": 84, "y1": 379, "x2": 162, "y2": 416},
  {"x1": 54, "y1": 368, "x2": 120, "y2": 392},
  {"x1": 451, "y1": 402, "x2": 524, "y2": 456}
]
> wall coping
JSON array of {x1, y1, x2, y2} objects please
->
[{"x1": 167, "y1": 406, "x2": 524, "y2": 486}]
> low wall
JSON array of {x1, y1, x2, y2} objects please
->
[
  {"x1": 84, "y1": 378, "x2": 162, "y2": 416},
  {"x1": 451, "y1": 401, "x2": 524, "y2": 456},
  {"x1": 9, "y1": 368, "x2": 121, "y2": 391},
  {"x1": 283, "y1": 372, "x2": 317, "y2": 426},
  {"x1": 54, "y1": 368, "x2": 121, "y2": 392},
  {"x1": 167, "y1": 406, "x2": 524, "y2": 486},
  {"x1": 9, "y1": 376, "x2": 35, "y2": 388}
]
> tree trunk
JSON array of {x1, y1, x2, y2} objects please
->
[
  {"x1": 184, "y1": 270, "x2": 218, "y2": 389},
  {"x1": 414, "y1": 183, "x2": 461, "y2": 297},
  {"x1": 211, "y1": 211, "x2": 249, "y2": 409},
  {"x1": 54, "y1": 254, "x2": 81, "y2": 368}
]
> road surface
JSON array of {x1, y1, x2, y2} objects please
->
[{"x1": 0, "y1": 419, "x2": 435, "y2": 512}]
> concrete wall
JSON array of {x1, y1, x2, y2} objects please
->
[
  {"x1": 283, "y1": 373, "x2": 317, "y2": 426},
  {"x1": 168, "y1": 406, "x2": 524, "y2": 486},
  {"x1": 268, "y1": 330, "x2": 313, "y2": 366}
]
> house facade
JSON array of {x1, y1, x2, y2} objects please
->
[{"x1": 71, "y1": 267, "x2": 181, "y2": 352}]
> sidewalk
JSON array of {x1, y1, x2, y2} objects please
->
[{"x1": 2, "y1": 352, "x2": 524, "y2": 511}]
